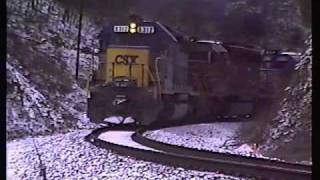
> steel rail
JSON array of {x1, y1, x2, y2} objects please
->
[
  {"x1": 133, "y1": 128, "x2": 311, "y2": 180},
  {"x1": 85, "y1": 125, "x2": 311, "y2": 180}
]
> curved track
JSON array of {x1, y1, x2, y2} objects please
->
[{"x1": 85, "y1": 125, "x2": 311, "y2": 180}]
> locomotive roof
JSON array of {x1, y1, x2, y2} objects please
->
[
  {"x1": 197, "y1": 40, "x2": 223, "y2": 45},
  {"x1": 196, "y1": 40, "x2": 227, "y2": 53},
  {"x1": 280, "y1": 52, "x2": 302, "y2": 56},
  {"x1": 154, "y1": 22, "x2": 179, "y2": 42}
]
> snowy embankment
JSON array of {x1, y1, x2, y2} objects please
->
[
  {"x1": 7, "y1": 130, "x2": 248, "y2": 180},
  {"x1": 143, "y1": 123, "x2": 273, "y2": 159},
  {"x1": 7, "y1": 0, "x2": 101, "y2": 139},
  {"x1": 256, "y1": 37, "x2": 312, "y2": 164}
]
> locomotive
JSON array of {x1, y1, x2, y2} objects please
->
[{"x1": 87, "y1": 15, "x2": 300, "y2": 125}]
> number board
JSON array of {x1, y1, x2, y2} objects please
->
[
  {"x1": 113, "y1": 26, "x2": 129, "y2": 33},
  {"x1": 113, "y1": 25, "x2": 155, "y2": 34},
  {"x1": 137, "y1": 26, "x2": 155, "y2": 34}
]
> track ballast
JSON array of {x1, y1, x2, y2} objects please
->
[{"x1": 85, "y1": 125, "x2": 311, "y2": 180}]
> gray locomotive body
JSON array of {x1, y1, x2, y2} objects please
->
[{"x1": 87, "y1": 17, "x2": 299, "y2": 125}]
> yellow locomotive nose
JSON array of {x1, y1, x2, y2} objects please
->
[{"x1": 106, "y1": 47, "x2": 150, "y2": 87}]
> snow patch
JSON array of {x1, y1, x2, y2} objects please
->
[
  {"x1": 98, "y1": 131, "x2": 159, "y2": 151},
  {"x1": 103, "y1": 116, "x2": 136, "y2": 124}
]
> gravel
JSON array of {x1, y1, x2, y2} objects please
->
[
  {"x1": 143, "y1": 123, "x2": 272, "y2": 159},
  {"x1": 7, "y1": 130, "x2": 251, "y2": 180}
]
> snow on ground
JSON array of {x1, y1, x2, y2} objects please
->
[
  {"x1": 98, "y1": 131, "x2": 160, "y2": 151},
  {"x1": 103, "y1": 116, "x2": 136, "y2": 124},
  {"x1": 7, "y1": 130, "x2": 250, "y2": 180},
  {"x1": 144, "y1": 123, "x2": 272, "y2": 159}
]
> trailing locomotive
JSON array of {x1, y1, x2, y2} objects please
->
[{"x1": 87, "y1": 15, "x2": 300, "y2": 125}]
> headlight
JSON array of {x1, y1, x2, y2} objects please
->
[
  {"x1": 130, "y1": 23, "x2": 137, "y2": 28},
  {"x1": 129, "y1": 28, "x2": 137, "y2": 34}
]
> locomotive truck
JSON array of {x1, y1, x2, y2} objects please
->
[{"x1": 87, "y1": 16, "x2": 300, "y2": 125}]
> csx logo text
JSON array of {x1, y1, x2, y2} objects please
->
[{"x1": 115, "y1": 55, "x2": 139, "y2": 65}]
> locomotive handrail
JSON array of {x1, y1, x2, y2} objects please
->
[
  {"x1": 155, "y1": 57, "x2": 162, "y2": 99},
  {"x1": 143, "y1": 65, "x2": 162, "y2": 100}
]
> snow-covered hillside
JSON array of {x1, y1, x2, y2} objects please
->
[
  {"x1": 259, "y1": 36, "x2": 312, "y2": 162},
  {"x1": 7, "y1": 0, "x2": 101, "y2": 139}
]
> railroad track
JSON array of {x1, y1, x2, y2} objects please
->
[{"x1": 85, "y1": 125, "x2": 312, "y2": 180}]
